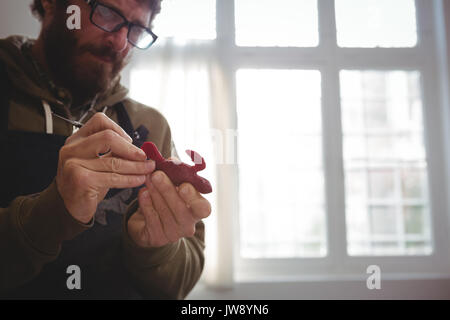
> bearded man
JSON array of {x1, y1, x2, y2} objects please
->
[{"x1": 0, "y1": 0, "x2": 211, "y2": 299}]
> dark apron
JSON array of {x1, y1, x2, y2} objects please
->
[{"x1": 0, "y1": 62, "x2": 149, "y2": 299}]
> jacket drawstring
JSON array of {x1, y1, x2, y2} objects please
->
[
  {"x1": 41, "y1": 99, "x2": 109, "y2": 135},
  {"x1": 42, "y1": 100, "x2": 53, "y2": 134}
]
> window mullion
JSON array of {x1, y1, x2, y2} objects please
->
[
  {"x1": 416, "y1": 0, "x2": 450, "y2": 267},
  {"x1": 318, "y1": 0, "x2": 338, "y2": 51},
  {"x1": 433, "y1": 0, "x2": 450, "y2": 268},
  {"x1": 216, "y1": 0, "x2": 235, "y2": 48},
  {"x1": 321, "y1": 68, "x2": 348, "y2": 270},
  {"x1": 319, "y1": 0, "x2": 348, "y2": 271}
]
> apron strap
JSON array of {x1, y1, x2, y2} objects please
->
[
  {"x1": 114, "y1": 101, "x2": 134, "y2": 138},
  {"x1": 112, "y1": 101, "x2": 148, "y2": 147},
  {"x1": 0, "y1": 61, "x2": 11, "y2": 133}
]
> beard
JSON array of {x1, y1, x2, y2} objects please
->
[{"x1": 42, "y1": 9, "x2": 130, "y2": 106}]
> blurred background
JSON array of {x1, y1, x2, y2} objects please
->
[{"x1": 2, "y1": 0, "x2": 450, "y2": 299}]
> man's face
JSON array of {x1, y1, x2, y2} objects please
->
[{"x1": 43, "y1": 0, "x2": 152, "y2": 105}]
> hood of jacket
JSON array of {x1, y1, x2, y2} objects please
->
[{"x1": 0, "y1": 35, "x2": 129, "y2": 115}]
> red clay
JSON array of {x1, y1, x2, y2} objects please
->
[{"x1": 141, "y1": 142, "x2": 212, "y2": 194}]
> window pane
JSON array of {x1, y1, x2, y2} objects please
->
[
  {"x1": 335, "y1": 0, "x2": 417, "y2": 48},
  {"x1": 404, "y1": 205, "x2": 425, "y2": 234},
  {"x1": 236, "y1": 69, "x2": 326, "y2": 258},
  {"x1": 402, "y1": 168, "x2": 427, "y2": 199},
  {"x1": 152, "y1": 0, "x2": 216, "y2": 40},
  {"x1": 368, "y1": 169, "x2": 395, "y2": 199},
  {"x1": 370, "y1": 206, "x2": 397, "y2": 235},
  {"x1": 235, "y1": 0, "x2": 319, "y2": 47},
  {"x1": 341, "y1": 70, "x2": 432, "y2": 256}
]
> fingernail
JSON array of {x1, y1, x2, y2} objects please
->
[
  {"x1": 181, "y1": 185, "x2": 190, "y2": 195},
  {"x1": 146, "y1": 160, "x2": 155, "y2": 170},
  {"x1": 137, "y1": 175, "x2": 146, "y2": 184},
  {"x1": 138, "y1": 149, "x2": 147, "y2": 159},
  {"x1": 141, "y1": 189, "x2": 150, "y2": 202},
  {"x1": 152, "y1": 172, "x2": 163, "y2": 183}
]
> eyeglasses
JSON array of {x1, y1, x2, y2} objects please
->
[{"x1": 85, "y1": 0, "x2": 158, "y2": 50}]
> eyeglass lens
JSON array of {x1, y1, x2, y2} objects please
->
[{"x1": 91, "y1": 2, "x2": 156, "y2": 49}]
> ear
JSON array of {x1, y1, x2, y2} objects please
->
[
  {"x1": 39, "y1": 0, "x2": 61, "y2": 28},
  {"x1": 40, "y1": 0, "x2": 57, "y2": 18}
]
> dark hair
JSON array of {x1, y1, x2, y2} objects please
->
[{"x1": 31, "y1": 0, "x2": 162, "y2": 25}]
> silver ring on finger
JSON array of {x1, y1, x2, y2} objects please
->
[{"x1": 97, "y1": 148, "x2": 112, "y2": 158}]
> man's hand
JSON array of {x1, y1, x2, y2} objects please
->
[
  {"x1": 127, "y1": 169, "x2": 212, "y2": 248},
  {"x1": 56, "y1": 113, "x2": 155, "y2": 224}
]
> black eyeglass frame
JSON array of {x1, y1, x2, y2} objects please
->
[{"x1": 84, "y1": 0, "x2": 158, "y2": 50}]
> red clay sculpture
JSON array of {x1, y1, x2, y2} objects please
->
[{"x1": 141, "y1": 142, "x2": 213, "y2": 194}]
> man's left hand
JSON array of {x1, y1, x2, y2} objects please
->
[{"x1": 128, "y1": 170, "x2": 212, "y2": 248}]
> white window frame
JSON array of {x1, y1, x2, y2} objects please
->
[{"x1": 214, "y1": 0, "x2": 450, "y2": 282}]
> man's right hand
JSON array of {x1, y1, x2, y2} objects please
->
[{"x1": 55, "y1": 112, "x2": 155, "y2": 224}]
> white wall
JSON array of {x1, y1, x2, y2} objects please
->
[{"x1": 0, "y1": 0, "x2": 40, "y2": 39}]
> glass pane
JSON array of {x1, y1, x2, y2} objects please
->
[
  {"x1": 370, "y1": 206, "x2": 397, "y2": 235},
  {"x1": 235, "y1": 0, "x2": 319, "y2": 47},
  {"x1": 335, "y1": 0, "x2": 417, "y2": 48},
  {"x1": 343, "y1": 136, "x2": 366, "y2": 160},
  {"x1": 402, "y1": 168, "x2": 427, "y2": 199},
  {"x1": 341, "y1": 70, "x2": 432, "y2": 256},
  {"x1": 346, "y1": 170, "x2": 367, "y2": 201},
  {"x1": 404, "y1": 206, "x2": 425, "y2": 235},
  {"x1": 236, "y1": 69, "x2": 326, "y2": 258},
  {"x1": 368, "y1": 169, "x2": 395, "y2": 200},
  {"x1": 367, "y1": 135, "x2": 395, "y2": 160},
  {"x1": 152, "y1": 0, "x2": 216, "y2": 41}
]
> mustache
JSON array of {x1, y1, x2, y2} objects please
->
[{"x1": 79, "y1": 44, "x2": 121, "y2": 64}]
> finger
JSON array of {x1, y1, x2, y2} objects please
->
[
  {"x1": 86, "y1": 169, "x2": 146, "y2": 190},
  {"x1": 179, "y1": 183, "x2": 212, "y2": 219},
  {"x1": 62, "y1": 129, "x2": 147, "y2": 161},
  {"x1": 150, "y1": 171, "x2": 197, "y2": 230},
  {"x1": 67, "y1": 112, "x2": 132, "y2": 144},
  {"x1": 75, "y1": 157, "x2": 155, "y2": 175},
  {"x1": 138, "y1": 188, "x2": 168, "y2": 247},
  {"x1": 146, "y1": 176, "x2": 186, "y2": 242}
]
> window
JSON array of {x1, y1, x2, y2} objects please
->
[
  {"x1": 236, "y1": 69, "x2": 326, "y2": 258},
  {"x1": 234, "y1": 0, "x2": 319, "y2": 47},
  {"x1": 128, "y1": 0, "x2": 450, "y2": 283},
  {"x1": 152, "y1": 0, "x2": 216, "y2": 41},
  {"x1": 335, "y1": 0, "x2": 417, "y2": 48},
  {"x1": 232, "y1": 0, "x2": 449, "y2": 279},
  {"x1": 341, "y1": 70, "x2": 432, "y2": 256}
]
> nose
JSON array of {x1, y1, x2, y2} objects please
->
[{"x1": 106, "y1": 26, "x2": 129, "y2": 52}]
